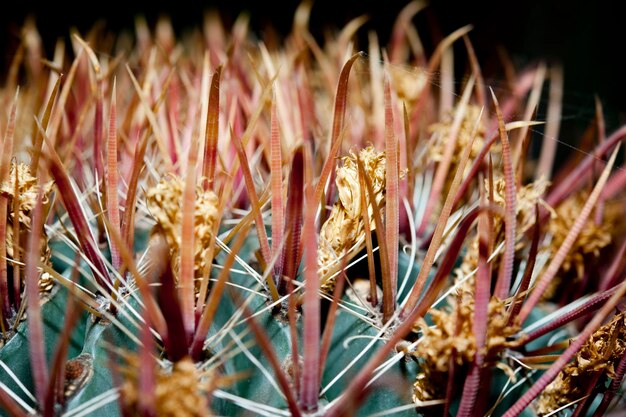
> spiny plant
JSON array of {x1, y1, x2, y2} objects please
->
[{"x1": 1, "y1": 2, "x2": 626, "y2": 417}]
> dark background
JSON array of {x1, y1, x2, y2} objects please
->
[{"x1": 2, "y1": 0, "x2": 625, "y2": 133}]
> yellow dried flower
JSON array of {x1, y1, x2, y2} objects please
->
[
  {"x1": 0, "y1": 162, "x2": 54, "y2": 227},
  {"x1": 122, "y1": 357, "x2": 213, "y2": 417},
  {"x1": 412, "y1": 365, "x2": 447, "y2": 404},
  {"x1": 458, "y1": 176, "x2": 549, "y2": 278},
  {"x1": 425, "y1": 104, "x2": 488, "y2": 210},
  {"x1": 1, "y1": 162, "x2": 54, "y2": 293},
  {"x1": 6, "y1": 226, "x2": 53, "y2": 292},
  {"x1": 488, "y1": 176, "x2": 551, "y2": 234},
  {"x1": 146, "y1": 175, "x2": 219, "y2": 282},
  {"x1": 428, "y1": 104, "x2": 486, "y2": 167},
  {"x1": 412, "y1": 281, "x2": 517, "y2": 404},
  {"x1": 536, "y1": 312, "x2": 626, "y2": 415},
  {"x1": 546, "y1": 191, "x2": 616, "y2": 282},
  {"x1": 389, "y1": 66, "x2": 427, "y2": 103},
  {"x1": 318, "y1": 147, "x2": 386, "y2": 293},
  {"x1": 38, "y1": 272, "x2": 54, "y2": 293}
]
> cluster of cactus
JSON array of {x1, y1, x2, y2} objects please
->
[{"x1": 2, "y1": 2, "x2": 626, "y2": 417}]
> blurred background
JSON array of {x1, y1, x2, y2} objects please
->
[{"x1": 2, "y1": 0, "x2": 624, "y2": 135}]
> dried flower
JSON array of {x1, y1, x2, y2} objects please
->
[
  {"x1": 428, "y1": 105, "x2": 486, "y2": 171},
  {"x1": 122, "y1": 357, "x2": 213, "y2": 417},
  {"x1": 389, "y1": 66, "x2": 427, "y2": 103},
  {"x1": 146, "y1": 175, "x2": 219, "y2": 283},
  {"x1": 545, "y1": 191, "x2": 617, "y2": 284},
  {"x1": 536, "y1": 312, "x2": 626, "y2": 415},
  {"x1": 1, "y1": 162, "x2": 54, "y2": 227},
  {"x1": 6, "y1": 227, "x2": 53, "y2": 292},
  {"x1": 488, "y1": 176, "x2": 551, "y2": 234},
  {"x1": 1, "y1": 162, "x2": 54, "y2": 293},
  {"x1": 318, "y1": 147, "x2": 386, "y2": 293},
  {"x1": 458, "y1": 176, "x2": 549, "y2": 278},
  {"x1": 412, "y1": 281, "x2": 517, "y2": 404}
]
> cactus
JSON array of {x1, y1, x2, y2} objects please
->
[{"x1": 2, "y1": 3, "x2": 626, "y2": 417}]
